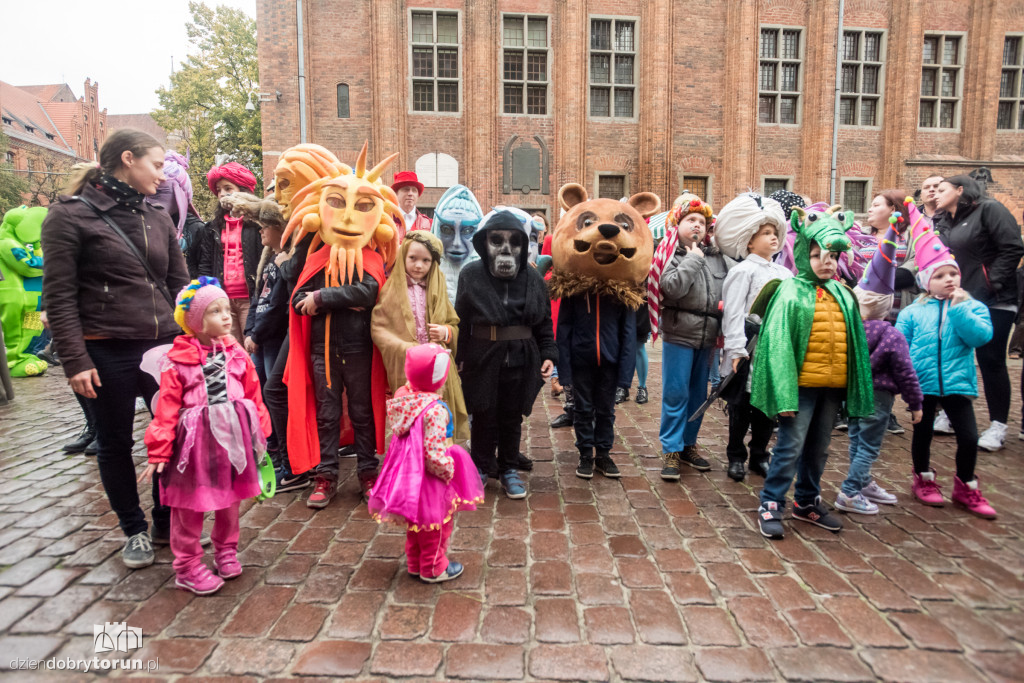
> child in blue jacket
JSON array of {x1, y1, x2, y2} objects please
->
[{"x1": 896, "y1": 219, "x2": 996, "y2": 518}]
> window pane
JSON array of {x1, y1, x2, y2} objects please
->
[
  {"x1": 527, "y1": 85, "x2": 546, "y2": 115},
  {"x1": 437, "y1": 48, "x2": 458, "y2": 78},
  {"x1": 1019, "y1": 101, "x2": 1024, "y2": 128},
  {"x1": 591, "y1": 54, "x2": 610, "y2": 83},
  {"x1": 921, "y1": 69, "x2": 937, "y2": 96},
  {"x1": 527, "y1": 52, "x2": 547, "y2": 81},
  {"x1": 845, "y1": 181, "x2": 867, "y2": 213},
  {"x1": 528, "y1": 18, "x2": 547, "y2": 47},
  {"x1": 503, "y1": 17, "x2": 523, "y2": 46},
  {"x1": 919, "y1": 100, "x2": 935, "y2": 127},
  {"x1": 437, "y1": 82, "x2": 458, "y2": 112},
  {"x1": 1004, "y1": 37, "x2": 1020, "y2": 66},
  {"x1": 413, "y1": 82, "x2": 434, "y2": 111},
  {"x1": 998, "y1": 101, "x2": 1014, "y2": 129},
  {"x1": 865, "y1": 33, "x2": 882, "y2": 62},
  {"x1": 591, "y1": 19, "x2": 611, "y2": 50},
  {"x1": 504, "y1": 50, "x2": 523, "y2": 80},
  {"x1": 780, "y1": 96, "x2": 797, "y2": 124},
  {"x1": 862, "y1": 65, "x2": 880, "y2": 94},
  {"x1": 843, "y1": 32, "x2": 859, "y2": 60},
  {"x1": 591, "y1": 87, "x2": 610, "y2": 116},
  {"x1": 437, "y1": 14, "x2": 458, "y2": 44},
  {"x1": 764, "y1": 178, "x2": 788, "y2": 194},
  {"x1": 923, "y1": 36, "x2": 938, "y2": 63},
  {"x1": 682, "y1": 177, "x2": 708, "y2": 201},
  {"x1": 1001, "y1": 69, "x2": 1016, "y2": 98},
  {"x1": 861, "y1": 98, "x2": 877, "y2": 126},
  {"x1": 412, "y1": 12, "x2": 433, "y2": 42},
  {"x1": 781, "y1": 63, "x2": 799, "y2": 91},
  {"x1": 840, "y1": 97, "x2": 856, "y2": 125},
  {"x1": 759, "y1": 63, "x2": 776, "y2": 91},
  {"x1": 337, "y1": 83, "x2": 349, "y2": 118},
  {"x1": 615, "y1": 21, "x2": 635, "y2": 51},
  {"x1": 760, "y1": 29, "x2": 777, "y2": 58},
  {"x1": 504, "y1": 84, "x2": 523, "y2": 114},
  {"x1": 615, "y1": 55, "x2": 634, "y2": 84},
  {"x1": 939, "y1": 101, "x2": 955, "y2": 128},
  {"x1": 598, "y1": 175, "x2": 625, "y2": 199},
  {"x1": 759, "y1": 95, "x2": 776, "y2": 123},
  {"x1": 841, "y1": 65, "x2": 858, "y2": 93},
  {"x1": 413, "y1": 47, "x2": 433, "y2": 78},
  {"x1": 782, "y1": 30, "x2": 800, "y2": 59},
  {"x1": 943, "y1": 37, "x2": 959, "y2": 65},
  {"x1": 941, "y1": 69, "x2": 956, "y2": 97},
  {"x1": 614, "y1": 88, "x2": 634, "y2": 117}
]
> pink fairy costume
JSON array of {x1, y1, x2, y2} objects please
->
[
  {"x1": 368, "y1": 343, "x2": 483, "y2": 579},
  {"x1": 144, "y1": 277, "x2": 271, "y2": 586}
]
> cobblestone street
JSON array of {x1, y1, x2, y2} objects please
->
[{"x1": 0, "y1": 344, "x2": 1022, "y2": 681}]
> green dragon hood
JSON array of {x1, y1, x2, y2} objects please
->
[{"x1": 791, "y1": 204, "x2": 855, "y2": 283}]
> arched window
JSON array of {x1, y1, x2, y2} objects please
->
[
  {"x1": 337, "y1": 83, "x2": 350, "y2": 118},
  {"x1": 414, "y1": 152, "x2": 458, "y2": 187}
]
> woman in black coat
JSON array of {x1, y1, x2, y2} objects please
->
[{"x1": 935, "y1": 175, "x2": 1024, "y2": 450}]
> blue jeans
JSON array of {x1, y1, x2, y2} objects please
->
[
  {"x1": 842, "y1": 389, "x2": 894, "y2": 496},
  {"x1": 760, "y1": 387, "x2": 844, "y2": 507},
  {"x1": 659, "y1": 342, "x2": 710, "y2": 453}
]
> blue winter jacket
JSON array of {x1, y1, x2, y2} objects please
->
[{"x1": 895, "y1": 296, "x2": 993, "y2": 397}]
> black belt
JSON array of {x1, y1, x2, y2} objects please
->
[{"x1": 471, "y1": 325, "x2": 533, "y2": 341}]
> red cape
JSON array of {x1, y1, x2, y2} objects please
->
[
  {"x1": 284, "y1": 246, "x2": 390, "y2": 475},
  {"x1": 542, "y1": 234, "x2": 560, "y2": 337}
]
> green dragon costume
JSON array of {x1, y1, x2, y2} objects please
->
[
  {"x1": 0, "y1": 205, "x2": 48, "y2": 377},
  {"x1": 750, "y1": 205, "x2": 872, "y2": 419}
]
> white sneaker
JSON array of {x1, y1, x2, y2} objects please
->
[
  {"x1": 978, "y1": 421, "x2": 1007, "y2": 452},
  {"x1": 933, "y1": 411, "x2": 954, "y2": 434},
  {"x1": 860, "y1": 480, "x2": 898, "y2": 505},
  {"x1": 835, "y1": 491, "x2": 879, "y2": 515}
]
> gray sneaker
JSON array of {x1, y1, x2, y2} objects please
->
[{"x1": 122, "y1": 531, "x2": 155, "y2": 569}]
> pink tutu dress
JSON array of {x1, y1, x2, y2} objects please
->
[
  {"x1": 144, "y1": 336, "x2": 270, "y2": 512},
  {"x1": 369, "y1": 394, "x2": 483, "y2": 531}
]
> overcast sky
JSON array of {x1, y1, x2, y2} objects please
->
[{"x1": 3, "y1": 0, "x2": 257, "y2": 114}]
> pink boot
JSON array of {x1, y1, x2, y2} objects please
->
[
  {"x1": 952, "y1": 476, "x2": 997, "y2": 519},
  {"x1": 912, "y1": 470, "x2": 944, "y2": 506}
]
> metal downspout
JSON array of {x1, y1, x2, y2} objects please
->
[
  {"x1": 829, "y1": 0, "x2": 846, "y2": 205},
  {"x1": 297, "y1": 0, "x2": 307, "y2": 143}
]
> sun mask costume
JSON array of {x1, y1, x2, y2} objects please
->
[
  {"x1": 431, "y1": 185, "x2": 483, "y2": 303},
  {"x1": 0, "y1": 206, "x2": 48, "y2": 377},
  {"x1": 283, "y1": 142, "x2": 399, "y2": 477},
  {"x1": 750, "y1": 206, "x2": 872, "y2": 420}
]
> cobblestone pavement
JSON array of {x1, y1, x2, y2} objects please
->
[{"x1": 0, "y1": 344, "x2": 1022, "y2": 682}]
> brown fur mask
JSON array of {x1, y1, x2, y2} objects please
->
[{"x1": 548, "y1": 183, "x2": 659, "y2": 305}]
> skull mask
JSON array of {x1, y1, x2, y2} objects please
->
[{"x1": 487, "y1": 229, "x2": 523, "y2": 279}]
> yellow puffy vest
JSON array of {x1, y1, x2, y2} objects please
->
[{"x1": 797, "y1": 287, "x2": 848, "y2": 388}]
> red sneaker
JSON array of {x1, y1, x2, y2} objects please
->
[{"x1": 306, "y1": 476, "x2": 337, "y2": 509}]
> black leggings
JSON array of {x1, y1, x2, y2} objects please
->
[
  {"x1": 912, "y1": 394, "x2": 978, "y2": 482},
  {"x1": 976, "y1": 307, "x2": 1015, "y2": 423}
]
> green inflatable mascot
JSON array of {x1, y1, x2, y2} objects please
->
[{"x1": 0, "y1": 205, "x2": 48, "y2": 377}]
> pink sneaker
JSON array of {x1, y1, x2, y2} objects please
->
[
  {"x1": 952, "y1": 476, "x2": 997, "y2": 519},
  {"x1": 215, "y1": 555, "x2": 243, "y2": 580},
  {"x1": 175, "y1": 564, "x2": 225, "y2": 595},
  {"x1": 912, "y1": 470, "x2": 944, "y2": 506}
]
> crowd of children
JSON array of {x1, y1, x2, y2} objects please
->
[{"x1": 42, "y1": 130, "x2": 1017, "y2": 597}]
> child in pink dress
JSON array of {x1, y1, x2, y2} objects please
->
[
  {"x1": 140, "y1": 277, "x2": 272, "y2": 595},
  {"x1": 368, "y1": 343, "x2": 484, "y2": 582}
]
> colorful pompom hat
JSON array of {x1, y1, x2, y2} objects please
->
[{"x1": 904, "y1": 196, "x2": 958, "y2": 289}]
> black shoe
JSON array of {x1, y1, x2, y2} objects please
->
[
  {"x1": 614, "y1": 387, "x2": 629, "y2": 405},
  {"x1": 834, "y1": 415, "x2": 848, "y2": 432},
  {"x1": 660, "y1": 452, "x2": 681, "y2": 481},
  {"x1": 727, "y1": 461, "x2": 746, "y2": 482},
  {"x1": 63, "y1": 427, "x2": 96, "y2": 453},
  {"x1": 277, "y1": 470, "x2": 312, "y2": 492},
  {"x1": 679, "y1": 445, "x2": 711, "y2": 472},
  {"x1": 84, "y1": 437, "x2": 99, "y2": 456},
  {"x1": 748, "y1": 457, "x2": 769, "y2": 478},
  {"x1": 758, "y1": 502, "x2": 785, "y2": 539},
  {"x1": 37, "y1": 349, "x2": 60, "y2": 366},
  {"x1": 576, "y1": 451, "x2": 594, "y2": 479},
  {"x1": 595, "y1": 453, "x2": 621, "y2": 478},
  {"x1": 886, "y1": 412, "x2": 905, "y2": 435},
  {"x1": 513, "y1": 451, "x2": 534, "y2": 471},
  {"x1": 635, "y1": 386, "x2": 649, "y2": 404},
  {"x1": 792, "y1": 497, "x2": 843, "y2": 533},
  {"x1": 550, "y1": 412, "x2": 574, "y2": 429}
]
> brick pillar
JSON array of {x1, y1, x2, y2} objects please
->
[
  {"x1": 962, "y1": 0, "x2": 998, "y2": 161},
  {"x1": 800, "y1": 0, "x2": 841, "y2": 202},
  {"x1": 722, "y1": 0, "x2": 758, "y2": 196},
  {"x1": 256, "y1": 0, "x2": 301, "y2": 183},
  {"x1": 463, "y1": 0, "x2": 498, "y2": 207},
  {"x1": 881, "y1": 0, "x2": 923, "y2": 189},
  {"x1": 553, "y1": 1, "x2": 587, "y2": 191},
  {"x1": 370, "y1": 0, "x2": 407, "y2": 179},
  {"x1": 639, "y1": 0, "x2": 672, "y2": 200}
]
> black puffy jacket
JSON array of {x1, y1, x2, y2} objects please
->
[{"x1": 936, "y1": 199, "x2": 1024, "y2": 308}]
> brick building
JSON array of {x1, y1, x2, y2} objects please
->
[{"x1": 256, "y1": 0, "x2": 1024, "y2": 222}]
